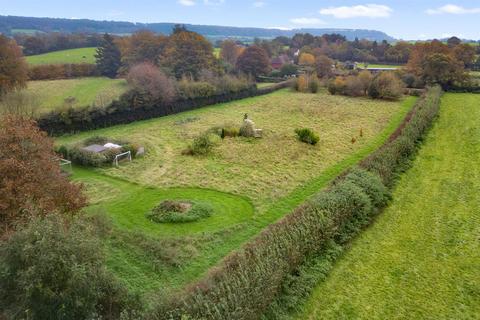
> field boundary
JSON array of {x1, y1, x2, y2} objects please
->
[{"x1": 38, "y1": 81, "x2": 293, "y2": 136}]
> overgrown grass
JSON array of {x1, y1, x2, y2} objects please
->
[
  {"x1": 57, "y1": 90, "x2": 416, "y2": 296},
  {"x1": 298, "y1": 93, "x2": 480, "y2": 319},
  {"x1": 22, "y1": 78, "x2": 128, "y2": 113},
  {"x1": 26, "y1": 47, "x2": 97, "y2": 65}
]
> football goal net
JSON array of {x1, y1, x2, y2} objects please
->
[
  {"x1": 114, "y1": 151, "x2": 132, "y2": 167},
  {"x1": 59, "y1": 158, "x2": 72, "y2": 173}
]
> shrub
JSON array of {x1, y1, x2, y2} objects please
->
[
  {"x1": 295, "y1": 74, "x2": 320, "y2": 93},
  {"x1": 221, "y1": 127, "x2": 240, "y2": 139},
  {"x1": 0, "y1": 215, "x2": 141, "y2": 319},
  {"x1": 184, "y1": 132, "x2": 215, "y2": 156},
  {"x1": 147, "y1": 200, "x2": 214, "y2": 223},
  {"x1": 127, "y1": 62, "x2": 177, "y2": 104},
  {"x1": 280, "y1": 63, "x2": 298, "y2": 77},
  {"x1": 309, "y1": 76, "x2": 320, "y2": 93},
  {"x1": 177, "y1": 77, "x2": 217, "y2": 99},
  {"x1": 368, "y1": 72, "x2": 404, "y2": 100},
  {"x1": 295, "y1": 128, "x2": 319, "y2": 145},
  {"x1": 327, "y1": 77, "x2": 347, "y2": 95}
]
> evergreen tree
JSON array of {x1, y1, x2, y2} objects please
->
[{"x1": 95, "y1": 33, "x2": 121, "y2": 78}]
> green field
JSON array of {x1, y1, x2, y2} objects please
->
[
  {"x1": 21, "y1": 78, "x2": 127, "y2": 114},
  {"x1": 57, "y1": 90, "x2": 416, "y2": 297},
  {"x1": 360, "y1": 63, "x2": 403, "y2": 69},
  {"x1": 26, "y1": 47, "x2": 97, "y2": 65},
  {"x1": 299, "y1": 93, "x2": 480, "y2": 319}
]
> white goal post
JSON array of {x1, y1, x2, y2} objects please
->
[
  {"x1": 113, "y1": 151, "x2": 132, "y2": 167},
  {"x1": 59, "y1": 158, "x2": 72, "y2": 172}
]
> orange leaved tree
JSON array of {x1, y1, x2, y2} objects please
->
[{"x1": 0, "y1": 115, "x2": 85, "y2": 234}]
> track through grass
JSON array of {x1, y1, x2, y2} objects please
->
[{"x1": 298, "y1": 93, "x2": 480, "y2": 319}]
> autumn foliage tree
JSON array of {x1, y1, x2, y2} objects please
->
[
  {"x1": 236, "y1": 45, "x2": 271, "y2": 77},
  {"x1": 117, "y1": 30, "x2": 167, "y2": 71},
  {"x1": 0, "y1": 35, "x2": 28, "y2": 97},
  {"x1": 160, "y1": 29, "x2": 216, "y2": 79},
  {"x1": 220, "y1": 40, "x2": 243, "y2": 67},
  {"x1": 0, "y1": 115, "x2": 85, "y2": 233},
  {"x1": 407, "y1": 40, "x2": 467, "y2": 88},
  {"x1": 127, "y1": 62, "x2": 177, "y2": 105}
]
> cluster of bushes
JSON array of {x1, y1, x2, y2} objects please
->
[
  {"x1": 294, "y1": 74, "x2": 320, "y2": 93},
  {"x1": 146, "y1": 200, "x2": 214, "y2": 223},
  {"x1": 0, "y1": 214, "x2": 142, "y2": 319},
  {"x1": 28, "y1": 63, "x2": 97, "y2": 80},
  {"x1": 57, "y1": 136, "x2": 139, "y2": 167},
  {"x1": 295, "y1": 128, "x2": 319, "y2": 145},
  {"x1": 149, "y1": 86, "x2": 442, "y2": 319},
  {"x1": 183, "y1": 132, "x2": 217, "y2": 156},
  {"x1": 328, "y1": 71, "x2": 404, "y2": 100}
]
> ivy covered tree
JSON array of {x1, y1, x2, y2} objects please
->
[
  {"x1": 95, "y1": 33, "x2": 121, "y2": 78},
  {"x1": 0, "y1": 35, "x2": 28, "y2": 97}
]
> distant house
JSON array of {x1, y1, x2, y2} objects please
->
[{"x1": 344, "y1": 61, "x2": 358, "y2": 70}]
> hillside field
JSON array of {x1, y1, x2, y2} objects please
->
[
  {"x1": 298, "y1": 93, "x2": 480, "y2": 319},
  {"x1": 25, "y1": 47, "x2": 97, "y2": 65},
  {"x1": 57, "y1": 90, "x2": 416, "y2": 296},
  {"x1": 18, "y1": 78, "x2": 128, "y2": 114}
]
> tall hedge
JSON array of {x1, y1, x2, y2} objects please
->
[
  {"x1": 147, "y1": 86, "x2": 442, "y2": 320},
  {"x1": 37, "y1": 81, "x2": 292, "y2": 136}
]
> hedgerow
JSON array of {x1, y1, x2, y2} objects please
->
[
  {"x1": 37, "y1": 81, "x2": 292, "y2": 136},
  {"x1": 147, "y1": 86, "x2": 442, "y2": 320}
]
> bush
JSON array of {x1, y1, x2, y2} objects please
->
[
  {"x1": 184, "y1": 132, "x2": 215, "y2": 156},
  {"x1": 0, "y1": 215, "x2": 141, "y2": 319},
  {"x1": 127, "y1": 62, "x2": 177, "y2": 105},
  {"x1": 177, "y1": 78, "x2": 217, "y2": 99},
  {"x1": 327, "y1": 77, "x2": 347, "y2": 95},
  {"x1": 146, "y1": 200, "x2": 213, "y2": 223},
  {"x1": 221, "y1": 127, "x2": 240, "y2": 139},
  {"x1": 294, "y1": 74, "x2": 320, "y2": 93},
  {"x1": 368, "y1": 72, "x2": 404, "y2": 100},
  {"x1": 280, "y1": 63, "x2": 298, "y2": 77},
  {"x1": 295, "y1": 128, "x2": 319, "y2": 145}
]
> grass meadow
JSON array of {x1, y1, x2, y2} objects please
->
[
  {"x1": 56, "y1": 89, "x2": 417, "y2": 297},
  {"x1": 298, "y1": 93, "x2": 480, "y2": 319},
  {"x1": 25, "y1": 47, "x2": 97, "y2": 65},
  {"x1": 20, "y1": 77, "x2": 128, "y2": 114}
]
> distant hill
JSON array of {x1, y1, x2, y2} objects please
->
[{"x1": 0, "y1": 15, "x2": 396, "y2": 42}]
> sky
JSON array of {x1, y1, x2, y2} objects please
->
[{"x1": 1, "y1": 0, "x2": 480, "y2": 40}]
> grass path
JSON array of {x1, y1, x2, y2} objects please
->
[{"x1": 298, "y1": 93, "x2": 480, "y2": 319}]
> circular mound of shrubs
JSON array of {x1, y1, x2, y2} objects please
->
[{"x1": 146, "y1": 200, "x2": 213, "y2": 223}]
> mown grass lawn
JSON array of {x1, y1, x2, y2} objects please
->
[
  {"x1": 23, "y1": 77, "x2": 128, "y2": 113},
  {"x1": 58, "y1": 90, "x2": 416, "y2": 296},
  {"x1": 298, "y1": 93, "x2": 480, "y2": 320},
  {"x1": 26, "y1": 47, "x2": 97, "y2": 65}
]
